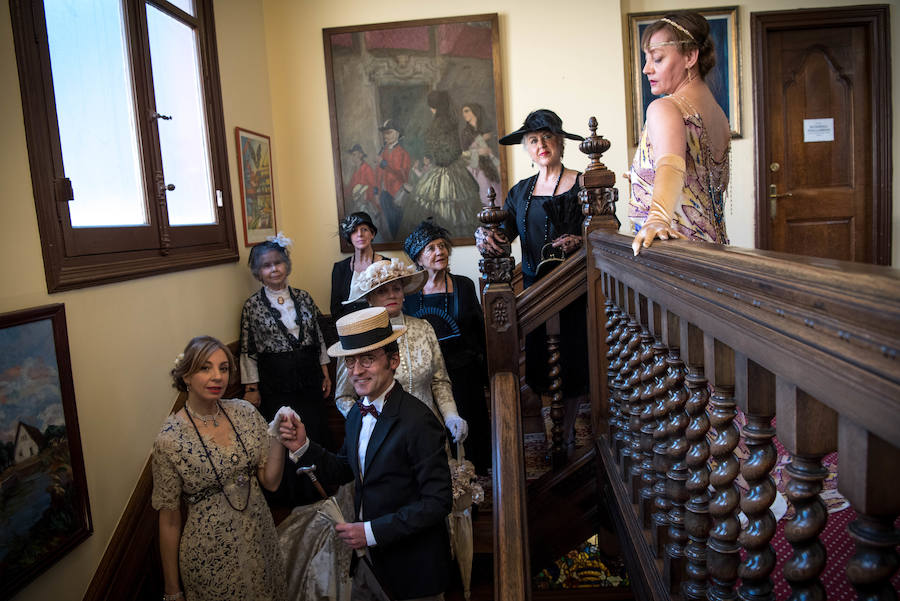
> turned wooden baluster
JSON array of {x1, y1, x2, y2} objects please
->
[
  {"x1": 650, "y1": 309, "x2": 674, "y2": 558},
  {"x1": 605, "y1": 283, "x2": 627, "y2": 448},
  {"x1": 736, "y1": 356, "x2": 777, "y2": 601},
  {"x1": 682, "y1": 323, "x2": 711, "y2": 601},
  {"x1": 839, "y1": 418, "x2": 900, "y2": 601},
  {"x1": 629, "y1": 299, "x2": 656, "y2": 503},
  {"x1": 706, "y1": 337, "x2": 740, "y2": 601},
  {"x1": 639, "y1": 303, "x2": 669, "y2": 532},
  {"x1": 618, "y1": 291, "x2": 644, "y2": 479},
  {"x1": 610, "y1": 283, "x2": 635, "y2": 461},
  {"x1": 663, "y1": 311, "x2": 689, "y2": 593},
  {"x1": 546, "y1": 314, "x2": 565, "y2": 469},
  {"x1": 776, "y1": 383, "x2": 836, "y2": 601}
]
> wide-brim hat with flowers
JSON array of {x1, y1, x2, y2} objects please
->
[
  {"x1": 344, "y1": 258, "x2": 426, "y2": 305},
  {"x1": 327, "y1": 307, "x2": 407, "y2": 357}
]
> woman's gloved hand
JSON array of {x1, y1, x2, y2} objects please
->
[{"x1": 444, "y1": 414, "x2": 469, "y2": 443}]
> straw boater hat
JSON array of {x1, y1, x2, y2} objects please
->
[
  {"x1": 327, "y1": 307, "x2": 407, "y2": 357},
  {"x1": 343, "y1": 258, "x2": 426, "y2": 305}
]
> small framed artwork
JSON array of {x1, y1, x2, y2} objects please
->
[
  {"x1": 323, "y1": 14, "x2": 507, "y2": 251},
  {"x1": 0, "y1": 304, "x2": 92, "y2": 600},
  {"x1": 626, "y1": 7, "x2": 742, "y2": 145},
  {"x1": 235, "y1": 128, "x2": 277, "y2": 246}
]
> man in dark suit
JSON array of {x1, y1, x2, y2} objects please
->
[{"x1": 279, "y1": 306, "x2": 452, "y2": 601}]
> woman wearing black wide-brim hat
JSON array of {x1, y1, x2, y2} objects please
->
[{"x1": 475, "y1": 108, "x2": 588, "y2": 454}]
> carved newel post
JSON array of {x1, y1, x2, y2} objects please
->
[
  {"x1": 579, "y1": 116, "x2": 620, "y2": 234},
  {"x1": 578, "y1": 117, "x2": 619, "y2": 440},
  {"x1": 478, "y1": 187, "x2": 530, "y2": 601}
]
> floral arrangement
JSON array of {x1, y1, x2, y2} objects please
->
[{"x1": 448, "y1": 454, "x2": 484, "y2": 510}]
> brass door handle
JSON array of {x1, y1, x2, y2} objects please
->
[{"x1": 768, "y1": 184, "x2": 793, "y2": 218}]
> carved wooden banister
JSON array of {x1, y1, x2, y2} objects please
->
[{"x1": 587, "y1": 228, "x2": 900, "y2": 598}]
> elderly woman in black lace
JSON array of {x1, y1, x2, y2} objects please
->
[
  {"x1": 239, "y1": 234, "x2": 332, "y2": 504},
  {"x1": 404, "y1": 90, "x2": 482, "y2": 237},
  {"x1": 475, "y1": 109, "x2": 588, "y2": 454}
]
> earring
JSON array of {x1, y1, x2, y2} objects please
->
[{"x1": 186, "y1": 384, "x2": 191, "y2": 392}]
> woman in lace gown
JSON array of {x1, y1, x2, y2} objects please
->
[
  {"x1": 333, "y1": 258, "x2": 469, "y2": 446},
  {"x1": 152, "y1": 336, "x2": 287, "y2": 601},
  {"x1": 628, "y1": 12, "x2": 730, "y2": 255}
]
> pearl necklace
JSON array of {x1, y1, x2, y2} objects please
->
[
  {"x1": 185, "y1": 401, "x2": 220, "y2": 427},
  {"x1": 522, "y1": 165, "x2": 564, "y2": 272}
]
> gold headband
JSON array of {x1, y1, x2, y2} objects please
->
[
  {"x1": 660, "y1": 17, "x2": 695, "y2": 41},
  {"x1": 648, "y1": 40, "x2": 692, "y2": 50}
]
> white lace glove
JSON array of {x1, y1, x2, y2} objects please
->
[
  {"x1": 268, "y1": 406, "x2": 299, "y2": 438},
  {"x1": 444, "y1": 414, "x2": 469, "y2": 443},
  {"x1": 335, "y1": 396, "x2": 355, "y2": 419}
]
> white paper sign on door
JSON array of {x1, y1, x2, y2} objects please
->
[{"x1": 803, "y1": 118, "x2": 834, "y2": 142}]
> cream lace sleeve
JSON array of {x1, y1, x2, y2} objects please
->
[
  {"x1": 424, "y1": 322, "x2": 459, "y2": 420},
  {"x1": 151, "y1": 427, "x2": 182, "y2": 511}
]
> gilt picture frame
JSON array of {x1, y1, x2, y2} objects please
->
[
  {"x1": 323, "y1": 14, "x2": 507, "y2": 251},
  {"x1": 627, "y1": 6, "x2": 742, "y2": 145},
  {"x1": 0, "y1": 304, "x2": 92, "y2": 600},
  {"x1": 235, "y1": 127, "x2": 277, "y2": 246}
]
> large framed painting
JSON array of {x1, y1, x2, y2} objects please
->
[
  {"x1": 323, "y1": 14, "x2": 507, "y2": 251},
  {"x1": 235, "y1": 127, "x2": 278, "y2": 246},
  {"x1": 627, "y1": 7, "x2": 742, "y2": 145},
  {"x1": 0, "y1": 304, "x2": 92, "y2": 600}
]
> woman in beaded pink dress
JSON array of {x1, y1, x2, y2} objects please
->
[{"x1": 629, "y1": 11, "x2": 730, "y2": 256}]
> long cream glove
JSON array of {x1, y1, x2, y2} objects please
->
[{"x1": 632, "y1": 153, "x2": 686, "y2": 255}]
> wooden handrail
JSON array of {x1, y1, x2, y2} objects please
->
[
  {"x1": 516, "y1": 248, "x2": 587, "y2": 337},
  {"x1": 590, "y1": 231, "x2": 900, "y2": 444}
]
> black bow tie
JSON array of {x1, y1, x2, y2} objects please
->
[{"x1": 357, "y1": 401, "x2": 379, "y2": 419}]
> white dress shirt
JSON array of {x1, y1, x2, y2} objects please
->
[{"x1": 290, "y1": 380, "x2": 395, "y2": 548}]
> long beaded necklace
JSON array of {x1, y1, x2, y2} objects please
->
[
  {"x1": 522, "y1": 165, "x2": 563, "y2": 273},
  {"x1": 185, "y1": 401, "x2": 253, "y2": 512},
  {"x1": 396, "y1": 314, "x2": 415, "y2": 394}
]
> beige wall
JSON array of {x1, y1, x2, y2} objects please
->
[
  {"x1": 2, "y1": 0, "x2": 895, "y2": 599},
  {"x1": 1, "y1": 1, "x2": 273, "y2": 599}
]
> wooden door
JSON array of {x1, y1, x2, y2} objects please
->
[{"x1": 752, "y1": 6, "x2": 891, "y2": 264}]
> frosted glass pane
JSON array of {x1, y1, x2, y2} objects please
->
[
  {"x1": 45, "y1": 0, "x2": 147, "y2": 227},
  {"x1": 147, "y1": 4, "x2": 215, "y2": 226}
]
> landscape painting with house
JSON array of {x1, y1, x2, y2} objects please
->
[{"x1": 0, "y1": 307, "x2": 91, "y2": 598}]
